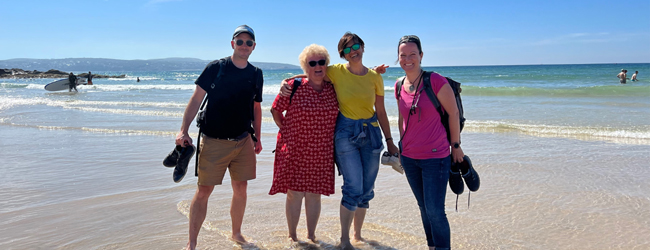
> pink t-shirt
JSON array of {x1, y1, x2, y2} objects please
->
[{"x1": 395, "y1": 72, "x2": 450, "y2": 159}]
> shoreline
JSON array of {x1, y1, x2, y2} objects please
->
[{"x1": 0, "y1": 68, "x2": 126, "y2": 79}]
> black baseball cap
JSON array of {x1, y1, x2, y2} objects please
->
[{"x1": 233, "y1": 25, "x2": 255, "y2": 41}]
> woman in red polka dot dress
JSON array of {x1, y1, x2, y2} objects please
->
[{"x1": 270, "y1": 44, "x2": 339, "y2": 242}]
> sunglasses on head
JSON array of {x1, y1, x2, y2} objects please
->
[
  {"x1": 235, "y1": 39, "x2": 254, "y2": 47},
  {"x1": 343, "y1": 43, "x2": 361, "y2": 55},
  {"x1": 308, "y1": 59, "x2": 326, "y2": 67}
]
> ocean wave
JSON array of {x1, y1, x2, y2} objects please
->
[
  {"x1": 0, "y1": 83, "x2": 30, "y2": 88},
  {"x1": 461, "y1": 85, "x2": 650, "y2": 97},
  {"x1": 65, "y1": 106, "x2": 182, "y2": 117},
  {"x1": 465, "y1": 120, "x2": 650, "y2": 145},
  {"x1": 0, "y1": 121, "x2": 180, "y2": 136},
  {"x1": 0, "y1": 96, "x2": 187, "y2": 109}
]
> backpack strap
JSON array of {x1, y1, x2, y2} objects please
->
[
  {"x1": 396, "y1": 76, "x2": 405, "y2": 100},
  {"x1": 421, "y1": 71, "x2": 444, "y2": 118},
  {"x1": 195, "y1": 58, "x2": 227, "y2": 177},
  {"x1": 289, "y1": 78, "x2": 302, "y2": 104}
]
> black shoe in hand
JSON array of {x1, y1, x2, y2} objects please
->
[
  {"x1": 173, "y1": 145, "x2": 196, "y2": 183},
  {"x1": 163, "y1": 145, "x2": 183, "y2": 168},
  {"x1": 459, "y1": 155, "x2": 480, "y2": 192}
]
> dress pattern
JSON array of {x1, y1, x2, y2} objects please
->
[{"x1": 269, "y1": 78, "x2": 339, "y2": 195}]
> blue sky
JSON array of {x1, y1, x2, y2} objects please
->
[{"x1": 1, "y1": 0, "x2": 648, "y2": 67}]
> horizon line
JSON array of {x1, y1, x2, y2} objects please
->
[{"x1": 1, "y1": 57, "x2": 648, "y2": 68}]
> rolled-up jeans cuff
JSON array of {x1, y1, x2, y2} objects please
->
[{"x1": 341, "y1": 201, "x2": 357, "y2": 211}]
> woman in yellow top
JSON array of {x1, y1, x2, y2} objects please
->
[{"x1": 281, "y1": 32, "x2": 398, "y2": 250}]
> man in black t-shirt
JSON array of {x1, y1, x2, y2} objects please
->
[{"x1": 175, "y1": 24, "x2": 263, "y2": 249}]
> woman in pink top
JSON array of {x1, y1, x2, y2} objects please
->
[{"x1": 395, "y1": 35, "x2": 464, "y2": 250}]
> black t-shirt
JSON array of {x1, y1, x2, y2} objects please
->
[{"x1": 195, "y1": 57, "x2": 263, "y2": 138}]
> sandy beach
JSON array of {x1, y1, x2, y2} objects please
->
[{"x1": 2, "y1": 125, "x2": 648, "y2": 249}]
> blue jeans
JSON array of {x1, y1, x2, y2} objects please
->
[
  {"x1": 335, "y1": 113, "x2": 384, "y2": 211},
  {"x1": 401, "y1": 155, "x2": 451, "y2": 249}
]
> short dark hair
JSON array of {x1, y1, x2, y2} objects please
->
[{"x1": 338, "y1": 32, "x2": 365, "y2": 59}]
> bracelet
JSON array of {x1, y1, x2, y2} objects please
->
[{"x1": 385, "y1": 137, "x2": 393, "y2": 142}]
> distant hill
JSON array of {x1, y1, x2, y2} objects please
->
[{"x1": 0, "y1": 58, "x2": 300, "y2": 71}]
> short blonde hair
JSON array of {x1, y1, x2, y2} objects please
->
[{"x1": 299, "y1": 44, "x2": 330, "y2": 74}]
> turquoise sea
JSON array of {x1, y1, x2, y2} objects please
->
[{"x1": 1, "y1": 63, "x2": 649, "y2": 249}]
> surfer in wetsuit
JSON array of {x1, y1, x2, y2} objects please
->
[{"x1": 68, "y1": 72, "x2": 78, "y2": 92}]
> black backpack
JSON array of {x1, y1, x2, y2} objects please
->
[{"x1": 397, "y1": 71, "x2": 465, "y2": 143}]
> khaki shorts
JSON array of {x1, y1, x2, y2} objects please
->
[{"x1": 197, "y1": 134, "x2": 256, "y2": 186}]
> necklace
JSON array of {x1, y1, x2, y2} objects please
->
[{"x1": 407, "y1": 70, "x2": 424, "y2": 92}]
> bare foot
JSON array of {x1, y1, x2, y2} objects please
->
[
  {"x1": 353, "y1": 235, "x2": 365, "y2": 242},
  {"x1": 230, "y1": 233, "x2": 248, "y2": 245},
  {"x1": 288, "y1": 235, "x2": 299, "y2": 242},
  {"x1": 339, "y1": 239, "x2": 355, "y2": 250},
  {"x1": 308, "y1": 235, "x2": 317, "y2": 243},
  {"x1": 185, "y1": 241, "x2": 196, "y2": 250}
]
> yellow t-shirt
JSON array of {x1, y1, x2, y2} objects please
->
[{"x1": 326, "y1": 64, "x2": 384, "y2": 120}]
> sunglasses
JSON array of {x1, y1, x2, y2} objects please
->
[
  {"x1": 343, "y1": 43, "x2": 361, "y2": 55},
  {"x1": 235, "y1": 39, "x2": 254, "y2": 47},
  {"x1": 308, "y1": 59, "x2": 326, "y2": 67}
]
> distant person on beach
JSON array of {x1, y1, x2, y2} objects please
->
[
  {"x1": 631, "y1": 71, "x2": 638, "y2": 81},
  {"x1": 617, "y1": 69, "x2": 627, "y2": 84},
  {"x1": 394, "y1": 35, "x2": 464, "y2": 250},
  {"x1": 269, "y1": 44, "x2": 338, "y2": 242},
  {"x1": 279, "y1": 32, "x2": 398, "y2": 250},
  {"x1": 68, "y1": 72, "x2": 77, "y2": 92},
  {"x1": 87, "y1": 71, "x2": 93, "y2": 85},
  {"x1": 137, "y1": 77, "x2": 140, "y2": 82},
  {"x1": 174, "y1": 24, "x2": 263, "y2": 250}
]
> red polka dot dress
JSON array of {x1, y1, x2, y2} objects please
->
[{"x1": 269, "y1": 78, "x2": 339, "y2": 196}]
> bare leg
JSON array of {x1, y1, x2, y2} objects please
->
[
  {"x1": 286, "y1": 190, "x2": 304, "y2": 242},
  {"x1": 339, "y1": 205, "x2": 355, "y2": 250},
  {"x1": 185, "y1": 185, "x2": 214, "y2": 250},
  {"x1": 230, "y1": 180, "x2": 248, "y2": 244},
  {"x1": 353, "y1": 208, "x2": 367, "y2": 242},
  {"x1": 304, "y1": 192, "x2": 321, "y2": 242}
]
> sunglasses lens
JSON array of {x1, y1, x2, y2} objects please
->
[
  {"x1": 246, "y1": 40, "x2": 254, "y2": 46},
  {"x1": 236, "y1": 40, "x2": 244, "y2": 46},
  {"x1": 309, "y1": 61, "x2": 317, "y2": 67},
  {"x1": 343, "y1": 48, "x2": 351, "y2": 55},
  {"x1": 352, "y1": 44, "x2": 360, "y2": 50},
  {"x1": 318, "y1": 60, "x2": 326, "y2": 66}
]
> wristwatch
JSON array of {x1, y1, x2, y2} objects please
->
[{"x1": 452, "y1": 142, "x2": 460, "y2": 149}]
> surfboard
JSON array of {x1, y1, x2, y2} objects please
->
[{"x1": 44, "y1": 78, "x2": 87, "y2": 91}]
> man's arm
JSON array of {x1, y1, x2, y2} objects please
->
[
  {"x1": 253, "y1": 101, "x2": 262, "y2": 154},
  {"x1": 175, "y1": 85, "x2": 206, "y2": 147}
]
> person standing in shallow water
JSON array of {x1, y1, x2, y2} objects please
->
[
  {"x1": 631, "y1": 71, "x2": 638, "y2": 81},
  {"x1": 68, "y1": 72, "x2": 78, "y2": 92},
  {"x1": 270, "y1": 44, "x2": 338, "y2": 243},
  {"x1": 617, "y1": 69, "x2": 627, "y2": 84},
  {"x1": 280, "y1": 32, "x2": 398, "y2": 250},
  {"x1": 174, "y1": 24, "x2": 263, "y2": 250},
  {"x1": 87, "y1": 71, "x2": 93, "y2": 85},
  {"x1": 395, "y1": 35, "x2": 464, "y2": 250}
]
